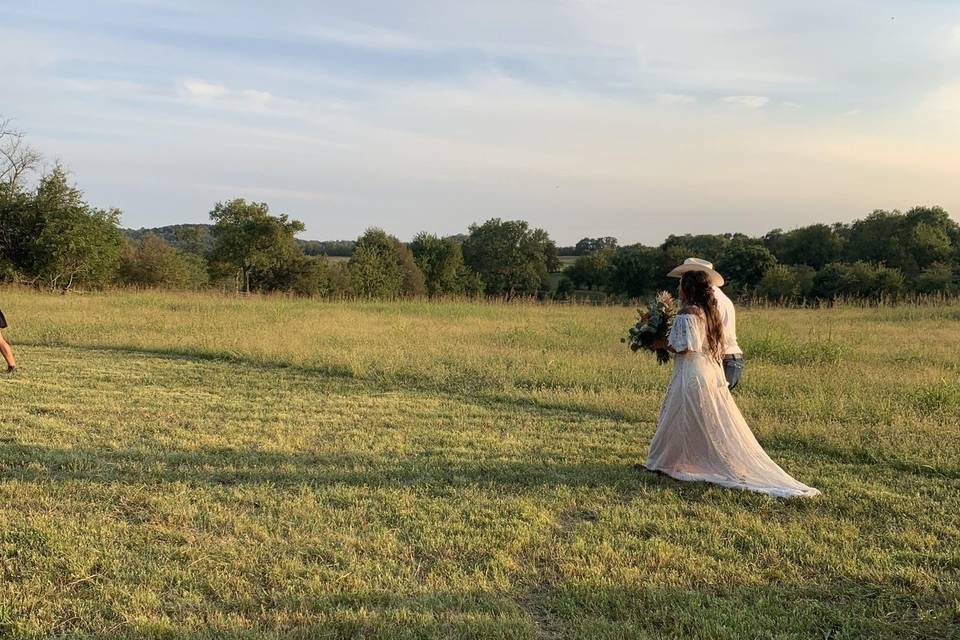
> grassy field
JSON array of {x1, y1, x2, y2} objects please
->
[{"x1": 1, "y1": 289, "x2": 958, "y2": 639}]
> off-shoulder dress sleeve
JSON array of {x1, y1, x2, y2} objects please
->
[{"x1": 668, "y1": 314, "x2": 703, "y2": 353}]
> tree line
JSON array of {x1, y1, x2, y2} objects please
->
[
  {"x1": 563, "y1": 208, "x2": 959, "y2": 301},
  {"x1": 1, "y1": 122, "x2": 562, "y2": 298},
  {"x1": 2, "y1": 120, "x2": 958, "y2": 301},
  {"x1": 0, "y1": 181, "x2": 558, "y2": 299}
]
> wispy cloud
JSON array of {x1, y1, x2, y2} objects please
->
[
  {"x1": 177, "y1": 78, "x2": 289, "y2": 115},
  {"x1": 722, "y1": 95, "x2": 770, "y2": 109},
  {"x1": 657, "y1": 93, "x2": 697, "y2": 105},
  {"x1": 181, "y1": 78, "x2": 230, "y2": 100},
  {"x1": 298, "y1": 22, "x2": 430, "y2": 51}
]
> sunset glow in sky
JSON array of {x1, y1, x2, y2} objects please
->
[{"x1": 3, "y1": 1, "x2": 959, "y2": 243}]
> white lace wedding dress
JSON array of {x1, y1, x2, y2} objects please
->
[{"x1": 646, "y1": 313, "x2": 820, "y2": 498}]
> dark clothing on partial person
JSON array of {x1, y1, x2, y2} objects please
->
[
  {"x1": 723, "y1": 355, "x2": 744, "y2": 391},
  {"x1": 0, "y1": 308, "x2": 7, "y2": 329}
]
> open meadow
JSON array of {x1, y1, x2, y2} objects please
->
[{"x1": 1, "y1": 289, "x2": 959, "y2": 639}]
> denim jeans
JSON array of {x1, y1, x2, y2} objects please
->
[{"x1": 723, "y1": 355, "x2": 744, "y2": 391}]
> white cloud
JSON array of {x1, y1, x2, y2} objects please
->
[
  {"x1": 240, "y1": 89, "x2": 275, "y2": 106},
  {"x1": 298, "y1": 22, "x2": 431, "y2": 51},
  {"x1": 61, "y1": 79, "x2": 145, "y2": 95},
  {"x1": 178, "y1": 78, "x2": 287, "y2": 114},
  {"x1": 657, "y1": 93, "x2": 697, "y2": 104},
  {"x1": 722, "y1": 95, "x2": 770, "y2": 109},
  {"x1": 952, "y1": 24, "x2": 960, "y2": 47},
  {"x1": 181, "y1": 78, "x2": 230, "y2": 100},
  {"x1": 27, "y1": 67, "x2": 960, "y2": 243}
]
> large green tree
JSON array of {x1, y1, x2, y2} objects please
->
[
  {"x1": 766, "y1": 224, "x2": 845, "y2": 270},
  {"x1": 844, "y1": 207, "x2": 960, "y2": 281},
  {"x1": 349, "y1": 228, "x2": 426, "y2": 298},
  {"x1": 0, "y1": 166, "x2": 123, "y2": 291},
  {"x1": 573, "y1": 236, "x2": 618, "y2": 256},
  {"x1": 409, "y1": 233, "x2": 483, "y2": 297},
  {"x1": 0, "y1": 183, "x2": 41, "y2": 279},
  {"x1": 566, "y1": 247, "x2": 614, "y2": 291},
  {"x1": 34, "y1": 169, "x2": 124, "y2": 291},
  {"x1": 461, "y1": 218, "x2": 559, "y2": 298},
  {"x1": 715, "y1": 239, "x2": 777, "y2": 293},
  {"x1": 660, "y1": 234, "x2": 734, "y2": 264},
  {"x1": 606, "y1": 245, "x2": 661, "y2": 298},
  {"x1": 209, "y1": 199, "x2": 305, "y2": 293}
]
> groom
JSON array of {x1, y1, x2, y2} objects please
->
[{"x1": 668, "y1": 258, "x2": 744, "y2": 390}]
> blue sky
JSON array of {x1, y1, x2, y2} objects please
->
[{"x1": 3, "y1": 1, "x2": 959, "y2": 244}]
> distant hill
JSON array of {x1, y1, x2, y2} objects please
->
[
  {"x1": 123, "y1": 224, "x2": 356, "y2": 257},
  {"x1": 124, "y1": 224, "x2": 572, "y2": 259},
  {"x1": 124, "y1": 224, "x2": 214, "y2": 254},
  {"x1": 297, "y1": 239, "x2": 355, "y2": 257}
]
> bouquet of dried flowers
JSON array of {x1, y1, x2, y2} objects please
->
[{"x1": 623, "y1": 291, "x2": 678, "y2": 364}]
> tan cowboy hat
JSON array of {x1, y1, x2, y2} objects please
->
[{"x1": 667, "y1": 257, "x2": 725, "y2": 287}]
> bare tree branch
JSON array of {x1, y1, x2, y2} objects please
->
[{"x1": 0, "y1": 116, "x2": 43, "y2": 189}]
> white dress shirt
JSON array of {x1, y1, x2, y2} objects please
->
[{"x1": 712, "y1": 286, "x2": 743, "y2": 357}]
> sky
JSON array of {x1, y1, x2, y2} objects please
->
[{"x1": 2, "y1": 1, "x2": 960, "y2": 245}]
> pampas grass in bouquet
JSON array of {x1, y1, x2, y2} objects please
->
[{"x1": 623, "y1": 291, "x2": 677, "y2": 364}]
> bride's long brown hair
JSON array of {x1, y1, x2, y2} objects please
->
[{"x1": 679, "y1": 270, "x2": 724, "y2": 362}]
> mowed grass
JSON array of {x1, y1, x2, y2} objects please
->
[{"x1": 1, "y1": 289, "x2": 958, "y2": 639}]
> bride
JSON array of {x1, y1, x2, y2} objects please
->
[{"x1": 646, "y1": 268, "x2": 820, "y2": 498}]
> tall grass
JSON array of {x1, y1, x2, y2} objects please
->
[{"x1": 1, "y1": 288, "x2": 958, "y2": 639}]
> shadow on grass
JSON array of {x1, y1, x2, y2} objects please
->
[
  {"x1": 0, "y1": 440, "x2": 704, "y2": 498},
  {"x1": 6, "y1": 346, "x2": 835, "y2": 503},
  {"x1": 14, "y1": 339, "x2": 360, "y2": 383},
  {"x1": 4, "y1": 589, "x2": 538, "y2": 640},
  {"x1": 13, "y1": 581, "x2": 954, "y2": 640},
  {"x1": 15, "y1": 340, "x2": 646, "y2": 424},
  {"x1": 768, "y1": 433, "x2": 960, "y2": 481},
  {"x1": 16, "y1": 342, "x2": 956, "y2": 483},
  {"x1": 540, "y1": 581, "x2": 957, "y2": 640}
]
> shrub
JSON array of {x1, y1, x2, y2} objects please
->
[
  {"x1": 554, "y1": 277, "x2": 575, "y2": 300},
  {"x1": 758, "y1": 265, "x2": 815, "y2": 302},
  {"x1": 914, "y1": 262, "x2": 956, "y2": 295},
  {"x1": 117, "y1": 234, "x2": 209, "y2": 289},
  {"x1": 812, "y1": 261, "x2": 904, "y2": 300}
]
